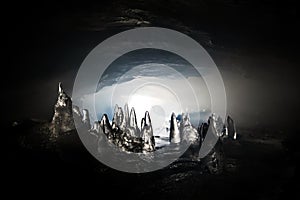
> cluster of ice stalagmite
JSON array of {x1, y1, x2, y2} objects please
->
[
  {"x1": 197, "y1": 113, "x2": 237, "y2": 142},
  {"x1": 169, "y1": 112, "x2": 198, "y2": 144},
  {"x1": 195, "y1": 113, "x2": 237, "y2": 174},
  {"x1": 53, "y1": 83, "x2": 237, "y2": 144},
  {"x1": 50, "y1": 82, "x2": 237, "y2": 167},
  {"x1": 51, "y1": 83, "x2": 90, "y2": 137},
  {"x1": 50, "y1": 83, "x2": 239, "y2": 174},
  {"x1": 225, "y1": 115, "x2": 237, "y2": 140},
  {"x1": 90, "y1": 103, "x2": 238, "y2": 153},
  {"x1": 90, "y1": 104, "x2": 155, "y2": 152},
  {"x1": 169, "y1": 112, "x2": 237, "y2": 146}
]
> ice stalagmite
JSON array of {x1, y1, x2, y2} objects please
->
[
  {"x1": 141, "y1": 111, "x2": 155, "y2": 151},
  {"x1": 112, "y1": 105, "x2": 125, "y2": 130},
  {"x1": 82, "y1": 109, "x2": 91, "y2": 129},
  {"x1": 100, "y1": 114, "x2": 113, "y2": 137},
  {"x1": 124, "y1": 103, "x2": 130, "y2": 127},
  {"x1": 169, "y1": 112, "x2": 180, "y2": 143},
  {"x1": 51, "y1": 82, "x2": 74, "y2": 136},
  {"x1": 226, "y1": 116, "x2": 237, "y2": 140},
  {"x1": 180, "y1": 113, "x2": 198, "y2": 143},
  {"x1": 128, "y1": 107, "x2": 140, "y2": 137}
]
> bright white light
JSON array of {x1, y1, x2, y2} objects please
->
[{"x1": 128, "y1": 83, "x2": 181, "y2": 136}]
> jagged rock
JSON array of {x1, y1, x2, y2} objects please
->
[
  {"x1": 51, "y1": 82, "x2": 75, "y2": 137},
  {"x1": 50, "y1": 82, "x2": 93, "y2": 138},
  {"x1": 141, "y1": 111, "x2": 155, "y2": 151},
  {"x1": 169, "y1": 112, "x2": 180, "y2": 143},
  {"x1": 226, "y1": 116, "x2": 237, "y2": 140}
]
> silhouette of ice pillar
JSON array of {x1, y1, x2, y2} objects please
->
[
  {"x1": 129, "y1": 107, "x2": 140, "y2": 137},
  {"x1": 169, "y1": 112, "x2": 180, "y2": 143},
  {"x1": 100, "y1": 114, "x2": 112, "y2": 137},
  {"x1": 142, "y1": 111, "x2": 155, "y2": 151},
  {"x1": 227, "y1": 116, "x2": 237, "y2": 140},
  {"x1": 124, "y1": 103, "x2": 130, "y2": 127},
  {"x1": 82, "y1": 109, "x2": 91, "y2": 129}
]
